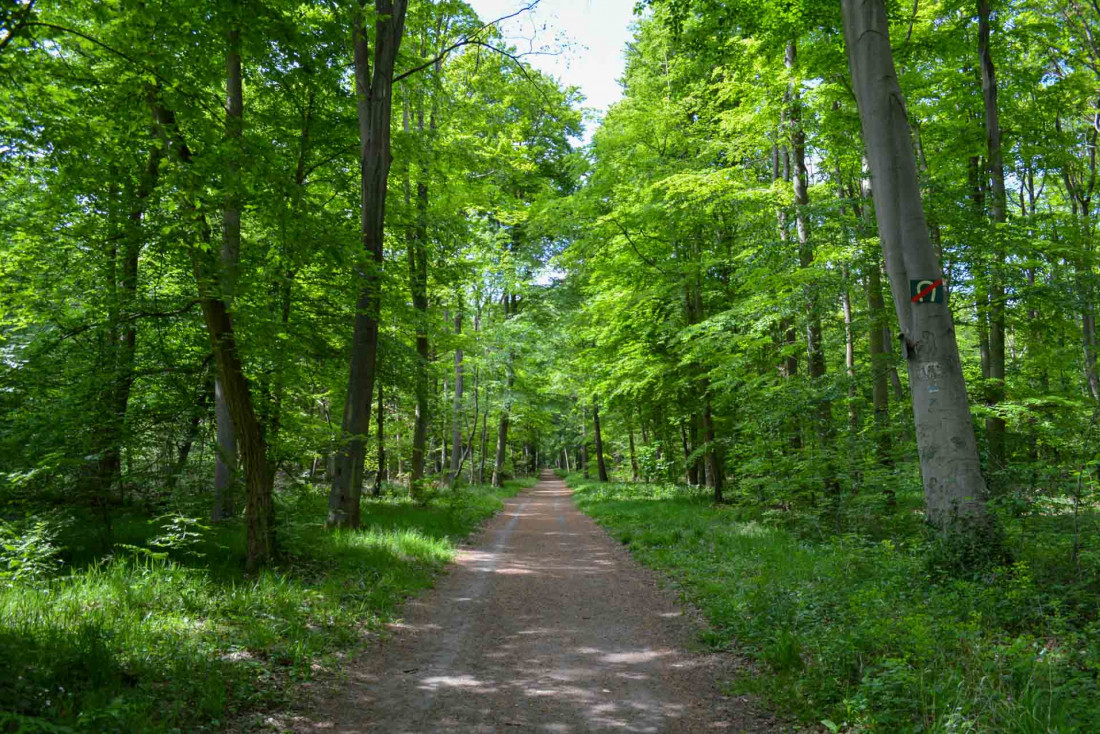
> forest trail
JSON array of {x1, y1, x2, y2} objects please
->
[{"x1": 293, "y1": 472, "x2": 782, "y2": 733}]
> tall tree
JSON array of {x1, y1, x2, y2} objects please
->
[
  {"x1": 212, "y1": 18, "x2": 243, "y2": 522},
  {"x1": 328, "y1": 0, "x2": 409, "y2": 529},
  {"x1": 841, "y1": 0, "x2": 991, "y2": 531}
]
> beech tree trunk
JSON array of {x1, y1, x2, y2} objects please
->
[
  {"x1": 773, "y1": 143, "x2": 802, "y2": 454},
  {"x1": 478, "y1": 400, "x2": 489, "y2": 484},
  {"x1": 448, "y1": 307, "x2": 464, "y2": 487},
  {"x1": 212, "y1": 24, "x2": 243, "y2": 522},
  {"x1": 374, "y1": 376, "x2": 385, "y2": 496},
  {"x1": 150, "y1": 95, "x2": 273, "y2": 570},
  {"x1": 592, "y1": 395, "x2": 608, "y2": 482},
  {"x1": 788, "y1": 40, "x2": 836, "y2": 496},
  {"x1": 842, "y1": 267, "x2": 858, "y2": 435},
  {"x1": 96, "y1": 135, "x2": 164, "y2": 499},
  {"x1": 408, "y1": 97, "x2": 431, "y2": 490},
  {"x1": 329, "y1": 0, "x2": 408, "y2": 528},
  {"x1": 842, "y1": 0, "x2": 991, "y2": 531},
  {"x1": 979, "y1": 0, "x2": 1007, "y2": 473},
  {"x1": 581, "y1": 400, "x2": 589, "y2": 479},
  {"x1": 860, "y1": 166, "x2": 894, "y2": 474},
  {"x1": 628, "y1": 421, "x2": 639, "y2": 481},
  {"x1": 702, "y1": 397, "x2": 723, "y2": 502},
  {"x1": 492, "y1": 294, "x2": 514, "y2": 488}
]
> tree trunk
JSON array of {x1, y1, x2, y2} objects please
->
[
  {"x1": 842, "y1": 0, "x2": 991, "y2": 532},
  {"x1": 978, "y1": 0, "x2": 1007, "y2": 473},
  {"x1": 788, "y1": 40, "x2": 836, "y2": 496},
  {"x1": 495, "y1": 411, "x2": 510, "y2": 484},
  {"x1": 478, "y1": 399, "x2": 489, "y2": 484},
  {"x1": 96, "y1": 136, "x2": 164, "y2": 499},
  {"x1": 682, "y1": 421, "x2": 698, "y2": 485},
  {"x1": 212, "y1": 24, "x2": 243, "y2": 522},
  {"x1": 774, "y1": 141, "x2": 801, "y2": 454},
  {"x1": 581, "y1": 400, "x2": 589, "y2": 479},
  {"x1": 492, "y1": 294, "x2": 514, "y2": 488},
  {"x1": 150, "y1": 96, "x2": 273, "y2": 570},
  {"x1": 860, "y1": 163, "x2": 893, "y2": 475},
  {"x1": 448, "y1": 307, "x2": 463, "y2": 487},
  {"x1": 628, "y1": 421, "x2": 639, "y2": 481},
  {"x1": 702, "y1": 397, "x2": 723, "y2": 502},
  {"x1": 374, "y1": 375, "x2": 386, "y2": 496},
  {"x1": 329, "y1": 1, "x2": 409, "y2": 528},
  {"x1": 868, "y1": 261, "x2": 894, "y2": 476},
  {"x1": 409, "y1": 161, "x2": 430, "y2": 490},
  {"x1": 882, "y1": 325, "x2": 905, "y2": 399},
  {"x1": 592, "y1": 395, "x2": 609, "y2": 482},
  {"x1": 842, "y1": 266, "x2": 858, "y2": 435}
]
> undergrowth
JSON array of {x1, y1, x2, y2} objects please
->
[
  {"x1": 567, "y1": 475, "x2": 1100, "y2": 733},
  {"x1": 0, "y1": 478, "x2": 533, "y2": 732}
]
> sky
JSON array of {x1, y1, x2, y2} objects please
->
[{"x1": 464, "y1": 0, "x2": 638, "y2": 139}]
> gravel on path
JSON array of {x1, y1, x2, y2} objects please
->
[{"x1": 293, "y1": 472, "x2": 784, "y2": 733}]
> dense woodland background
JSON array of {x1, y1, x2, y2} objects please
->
[{"x1": 2, "y1": 0, "x2": 1100, "y2": 730}]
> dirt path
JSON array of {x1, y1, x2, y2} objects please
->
[{"x1": 294, "y1": 472, "x2": 782, "y2": 733}]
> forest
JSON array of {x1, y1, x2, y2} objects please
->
[{"x1": 2, "y1": 0, "x2": 1100, "y2": 731}]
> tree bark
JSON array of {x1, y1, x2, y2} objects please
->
[
  {"x1": 374, "y1": 375, "x2": 386, "y2": 495},
  {"x1": 978, "y1": 0, "x2": 1007, "y2": 473},
  {"x1": 628, "y1": 421, "x2": 639, "y2": 481},
  {"x1": 859, "y1": 162, "x2": 894, "y2": 475},
  {"x1": 408, "y1": 97, "x2": 431, "y2": 490},
  {"x1": 592, "y1": 395, "x2": 609, "y2": 482},
  {"x1": 448, "y1": 307, "x2": 464, "y2": 487},
  {"x1": 842, "y1": 0, "x2": 991, "y2": 531},
  {"x1": 150, "y1": 97, "x2": 273, "y2": 570},
  {"x1": 773, "y1": 138, "x2": 801, "y2": 454},
  {"x1": 787, "y1": 40, "x2": 836, "y2": 496},
  {"x1": 868, "y1": 263, "x2": 894, "y2": 475},
  {"x1": 329, "y1": 0, "x2": 409, "y2": 528},
  {"x1": 492, "y1": 293, "x2": 514, "y2": 488},
  {"x1": 212, "y1": 23, "x2": 243, "y2": 522},
  {"x1": 702, "y1": 397, "x2": 723, "y2": 502},
  {"x1": 842, "y1": 266, "x2": 858, "y2": 435},
  {"x1": 478, "y1": 395, "x2": 489, "y2": 484},
  {"x1": 96, "y1": 134, "x2": 164, "y2": 498},
  {"x1": 581, "y1": 400, "x2": 589, "y2": 479}
]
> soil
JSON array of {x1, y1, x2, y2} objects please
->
[{"x1": 291, "y1": 472, "x2": 786, "y2": 733}]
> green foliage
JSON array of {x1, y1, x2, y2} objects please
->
[
  {"x1": 0, "y1": 479, "x2": 532, "y2": 731},
  {"x1": 0, "y1": 515, "x2": 65, "y2": 587},
  {"x1": 569, "y1": 475, "x2": 1100, "y2": 732}
]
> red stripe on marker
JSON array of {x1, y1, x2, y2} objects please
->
[{"x1": 911, "y1": 278, "x2": 943, "y2": 303}]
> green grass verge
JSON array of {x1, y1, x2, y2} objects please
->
[
  {"x1": 567, "y1": 475, "x2": 1100, "y2": 732},
  {"x1": 0, "y1": 478, "x2": 534, "y2": 732}
]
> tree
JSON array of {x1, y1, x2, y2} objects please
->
[
  {"x1": 841, "y1": 0, "x2": 991, "y2": 532},
  {"x1": 328, "y1": 0, "x2": 409, "y2": 529}
]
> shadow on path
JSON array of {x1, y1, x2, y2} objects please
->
[{"x1": 294, "y1": 472, "x2": 782, "y2": 733}]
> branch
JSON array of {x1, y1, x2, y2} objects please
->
[
  {"x1": 393, "y1": 1, "x2": 541, "y2": 83},
  {"x1": 606, "y1": 218, "x2": 674, "y2": 275},
  {"x1": 466, "y1": 40, "x2": 557, "y2": 105},
  {"x1": 0, "y1": 0, "x2": 36, "y2": 54},
  {"x1": 33, "y1": 300, "x2": 200, "y2": 356},
  {"x1": 904, "y1": 0, "x2": 919, "y2": 45},
  {"x1": 24, "y1": 21, "x2": 222, "y2": 120}
]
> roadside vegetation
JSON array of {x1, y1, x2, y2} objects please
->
[
  {"x1": 6, "y1": 0, "x2": 1100, "y2": 731},
  {"x1": 567, "y1": 473, "x2": 1100, "y2": 732},
  {"x1": 0, "y1": 479, "x2": 532, "y2": 732}
]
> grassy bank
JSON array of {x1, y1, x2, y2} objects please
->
[
  {"x1": 567, "y1": 475, "x2": 1100, "y2": 732},
  {"x1": 0, "y1": 479, "x2": 533, "y2": 732}
]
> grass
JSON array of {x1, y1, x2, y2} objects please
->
[
  {"x1": 566, "y1": 474, "x2": 1100, "y2": 733},
  {"x1": 0, "y1": 478, "x2": 534, "y2": 732}
]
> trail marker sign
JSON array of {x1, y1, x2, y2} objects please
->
[{"x1": 910, "y1": 278, "x2": 944, "y2": 304}]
